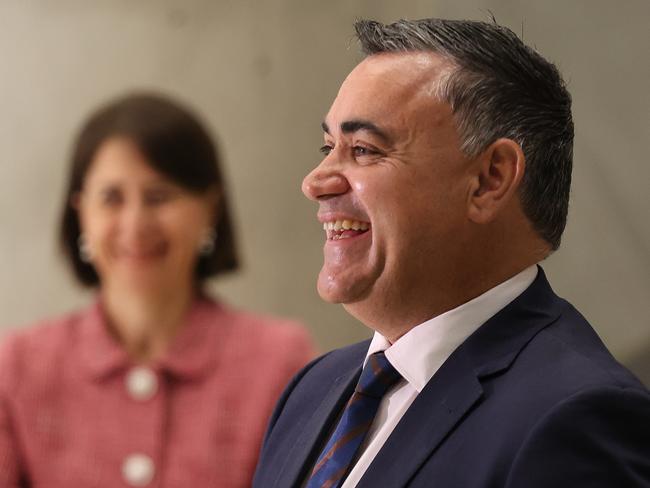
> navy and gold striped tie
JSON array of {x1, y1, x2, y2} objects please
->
[{"x1": 306, "y1": 351, "x2": 402, "y2": 488}]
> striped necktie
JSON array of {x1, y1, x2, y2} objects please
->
[{"x1": 306, "y1": 351, "x2": 402, "y2": 488}]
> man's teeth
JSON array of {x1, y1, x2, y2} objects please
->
[
  {"x1": 322, "y1": 220, "x2": 370, "y2": 231},
  {"x1": 322, "y1": 220, "x2": 370, "y2": 240}
]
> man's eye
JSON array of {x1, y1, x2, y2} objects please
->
[
  {"x1": 353, "y1": 146, "x2": 375, "y2": 157},
  {"x1": 319, "y1": 144, "x2": 333, "y2": 156}
]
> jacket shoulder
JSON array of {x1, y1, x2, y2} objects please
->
[
  {"x1": 0, "y1": 309, "x2": 87, "y2": 392},
  {"x1": 527, "y1": 299, "x2": 645, "y2": 391},
  {"x1": 210, "y1": 301, "x2": 307, "y2": 341},
  {"x1": 212, "y1": 305, "x2": 317, "y2": 364},
  {"x1": 505, "y1": 385, "x2": 650, "y2": 487}
]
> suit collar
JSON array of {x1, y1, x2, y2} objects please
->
[
  {"x1": 357, "y1": 266, "x2": 563, "y2": 487},
  {"x1": 461, "y1": 266, "x2": 563, "y2": 377},
  {"x1": 368, "y1": 265, "x2": 539, "y2": 392}
]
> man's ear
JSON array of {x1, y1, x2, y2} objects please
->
[{"x1": 467, "y1": 138, "x2": 525, "y2": 224}]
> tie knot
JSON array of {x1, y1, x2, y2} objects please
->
[{"x1": 356, "y1": 351, "x2": 401, "y2": 399}]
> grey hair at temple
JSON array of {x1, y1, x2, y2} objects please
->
[{"x1": 354, "y1": 19, "x2": 574, "y2": 251}]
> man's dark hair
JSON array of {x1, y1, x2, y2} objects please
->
[
  {"x1": 355, "y1": 18, "x2": 574, "y2": 250},
  {"x1": 60, "y1": 92, "x2": 239, "y2": 286}
]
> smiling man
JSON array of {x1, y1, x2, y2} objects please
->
[{"x1": 253, "y1": 18, "x2": 650, "y2": 488}]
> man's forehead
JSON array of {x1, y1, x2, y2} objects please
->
[
  {"x1": 324, "y1": 51, "x2": 452, "y2": 135},
  {"x1": 356, "y1": 51, "x2": 450, "y2": 78}
]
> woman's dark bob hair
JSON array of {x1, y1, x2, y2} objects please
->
[{"x1": 60, "y1": 92, "x2": 239, "y2": 286}]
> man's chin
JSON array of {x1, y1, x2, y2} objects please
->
[
  {"x1": 316, "y1": 282, "x2": 346, "y2": 304},
  {"x1": 316, "y1": 270, "x2": 371, "y2": 305}
]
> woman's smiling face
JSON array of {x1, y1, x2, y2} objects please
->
[{"x1": 75, "y1": 137, "x2": 216, "y2": 294}]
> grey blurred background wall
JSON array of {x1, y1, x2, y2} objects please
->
[{"x1": 1, "y1": 0, "x2": 648, "y2": 383}]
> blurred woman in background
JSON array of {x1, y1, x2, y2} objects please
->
[{"x1": 0, "y1": 93, "x2": 315, "y2": 487}]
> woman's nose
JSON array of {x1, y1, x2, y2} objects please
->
[{"x1": 119, "y1": 200, "x2": 154, "y2": 237}]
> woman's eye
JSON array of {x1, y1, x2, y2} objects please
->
[
  {"x1": 319, "y1": 144, "x2": 333, "y2": 156},
  {"x1": 145, "y1": 189, "x2": 174, "y2": 205},
  {"x1": 101, "y1": 189, "x2": 122, "y2": 206}
]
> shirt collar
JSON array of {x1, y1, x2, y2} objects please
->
[
  {"x1": 79, "y1": 296, "x2": 230, "y2": 382},
  {"x1": 364, "y1": 265, "x2": 538, "y2": 392}
]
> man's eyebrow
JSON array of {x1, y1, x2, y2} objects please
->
[{"x1": 321, "y1": 119, "x2": 391, "y2": 143}]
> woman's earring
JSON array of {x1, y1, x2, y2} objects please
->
[
  {"x1": 78, "y1": 234, "x2": 93, "y2": 263},
  {"x1": 198, "y1": 228, "x2": 217, "y2": 256}
]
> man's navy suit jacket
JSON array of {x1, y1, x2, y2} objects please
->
[{"x1": 253, "y1": 269, "x2": 650, "y2": 487}]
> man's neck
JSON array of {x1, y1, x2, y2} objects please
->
[{"x1": 347, "y1": 259, "x2": 542, "y2": 343}]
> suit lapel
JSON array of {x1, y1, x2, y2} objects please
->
[
  {"x1": 272, "y1": 365, "x2": 362, "y2": 488},
  {"x1": 357, "y1": 349, "x2": 483, "y2": 488}
]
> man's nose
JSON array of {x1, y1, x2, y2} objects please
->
[{"x1": 302, "y1": 157, "x2": 350, "y2": 201}]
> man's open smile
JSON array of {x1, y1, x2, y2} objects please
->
[{"x1": 322, "y1": 219, "x2": 371, "y2": 240}]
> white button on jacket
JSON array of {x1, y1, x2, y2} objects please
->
[
  {"x1": 125, "y1": 367, "x2": 158, "y2": 401},
  {"x1": 122, "y1": 453, "x2": 155, "y2": 486}
]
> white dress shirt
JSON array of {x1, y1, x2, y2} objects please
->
[{"x1": 341, "y1": 265, "x2": 538, "y2": 487}]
